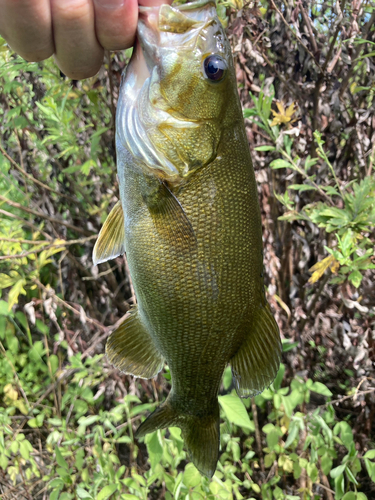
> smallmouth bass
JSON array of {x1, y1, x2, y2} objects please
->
[{"x1": 93, "y1": 0, "x2": 281, "y2": 477}]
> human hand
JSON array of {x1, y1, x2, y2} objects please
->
[{"x1": 0, "y1": 0, "x2": 171, "y2": 80}]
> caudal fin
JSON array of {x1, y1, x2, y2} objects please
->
[{"x1": 135, "y1": 398, "x2": 220, "y2": 478}]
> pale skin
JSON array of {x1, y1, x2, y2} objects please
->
[{"x1": 0, "y1": 0, "x2": 172, "y2": 80}]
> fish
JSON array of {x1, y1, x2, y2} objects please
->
[{"x1": 93, "y1": 0, "x2": 281, "y2": 478}]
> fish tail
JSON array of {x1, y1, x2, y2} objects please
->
[{"x1": 135, "y1": 396, "x2": 220, "y2": 478}]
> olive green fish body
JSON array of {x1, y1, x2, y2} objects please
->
[{"x1": 93, "y1": 0, "x2": 281, "y2": 477}]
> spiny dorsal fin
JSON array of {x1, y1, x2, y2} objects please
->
[
  {"x1": 93, "y1": 201, "x2": 125, "y2": 266},
  {"x1": 106, "y1": 307, "x2": 164, "y2": 379},
  {"x1": 231, "y1": 304, "x2": 282, "y2": 398}
]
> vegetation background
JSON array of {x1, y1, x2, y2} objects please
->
[{"x1": 0, "y1": 0, "x2": 375, "y2": 499}]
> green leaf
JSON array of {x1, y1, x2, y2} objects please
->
[
  {"x1": 288, "y1": 184, "x2": 316, "y2": 192},
  {"x1": 363, "y1": 450, "x2": 375, "y2": 459},
  {"x1": 55, "y1": 446, "x2": 68, "y2": 470},
  {"x1": 218, "y1": 394, "x2": 252, "y2": 429},
  {"x1": 76, "y1": 487, "x2": 93, "y2": 499},
  {"x1": 310, "y1": 382, "x2": 332, "y2": 397},
  {"x1": 97, "y1": 484, "x2": 117, "y2": 500},
  {"x1": 334, "y1": 474, "x2": 345, "y2": 500},
  {"x1": 356, "y1": 493, "x2": 368, "y2": 500},
  {"x1": 321, "y1": 454, "x2": 333, "y2": 475},
  {"x1": 0, "y1": 300, "x2": 13, "y2": 316},
  {"x1": 284, "y1": 421, "x2": 299, "y2": 448},
  {"x1": 146, "y1": 431, "x2": 163, "y2": 471},
  {"x1": 272, "y1": 363, "x2": 285, "y2": 392},
  {"x1": 254, "y1": 145, "x2": 276, "y2": 152},
  {"x1": 0, "y1": 454, "x2": 9, "y2": 470},
  {"x1": 348, "y1": 270, "x2": 362, "y2": 288},
  {"x1": 282, "y1": 340, "x2": 299, "y2": 352},
  {"x1": 19, "y1": 439, "x2": 32, "y2": 460},
  {"x1": 8, "y1": 278, "x2": 27, "y2": 309},
  {"x1": 270, "y1": 159, "x2": 294, "y2": 170},
  {"x1": 341, "y1": 493, "x2": 356, "y2": 500},
  {"x1": 330, "y1": 464, "x2": 346, "y2": 478},
  {"x1": 306, "y1": 462, "x2": 318, "y2": 482},
  {"x1": 183, "y1": 463, "x2": 201, "y2": 488},
  {"x1": 266, "y1": 429, "x2": 280, "y2": 449},
  {"x1": 364, "y1": 458, "x2": 375, "y2": 482}
]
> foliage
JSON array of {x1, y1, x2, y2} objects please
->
[{"x1": 245, "y1": 89, "x2": 375, "y2": 290}]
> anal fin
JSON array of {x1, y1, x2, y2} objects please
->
[
  {"x1": 231, "y1": 304, "x2": 281, "y2": 398},
  {"x1": 93, "y1": 201, "x2": 125, "y2": 265},
  {"x1": 106, "y1": 308, "x2": 164, "y2": 379}
]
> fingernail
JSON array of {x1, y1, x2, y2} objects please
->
[{"x1": 94, "y1": 0, "x2": 125, "y2": 9}]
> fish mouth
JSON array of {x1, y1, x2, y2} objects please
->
[
  {"x1": 137, "y1": 0, "x2": 217, "y2": 73},
  {"x1": 138, "y1": 0, "x2": 216, "y2": 15}
]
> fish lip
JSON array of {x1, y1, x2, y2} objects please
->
[{"x1": 138, "y1": 0, "x2": 216, "y2": 14}]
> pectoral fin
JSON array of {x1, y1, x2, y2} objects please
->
[
  {"x1": 106, "y1": 307, "x2": 164, "y2": 379},
  {"x1": 93, "y1": 201, "x2": 125, "y2": 265},
  {"x1": 231, "y1": 304, "x2": 282, "y2": 398},
  {"x1": 142, "y1": 177, "x2": 196, "y2": 250}
]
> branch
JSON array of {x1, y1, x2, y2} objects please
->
[
  {"x1": 0, "y1": 195, "x2": 93, "y2": 236},
  {"x1": 0, "y1": 235, "x2": 97, "y2": 261},
  {"x1": 339, "y1": 10, "x2": 375, "y2": 98},
  {"x1": 32, "y1": 278, "x2": 106, "y2": 332},
  {"x1": 0, "y1": 144, "x2": 76, "y2": 203},
  {"x1": 298, "y1": 1, "x2": 319, "y2": 55},
  {"x1": 0, "y1": 208, "x2": 53, "y2": 240},
  {"x1": 269, "y1": 0, "x2": 324, "y2": 74}
]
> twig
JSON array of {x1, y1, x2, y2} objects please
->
[
  {"x1": 32, "y1": 279, "x2": 106, "y2": 332},
  {"x1": 312, "y1": 0, "x2": 347, "y2": 133},
  {"x1": 0, "y1": 144, "x2": 76, "y2": 203},
  {"x1": 299, "y1": 273, "x2": 331, "y2": 332},
  {"x1": 82, "y1": 263, "x2": 119, "y2": 281},
  {"x1": 0, "y1": 194, "x2": 92, "y2": 236},
  {"x1": 269, "y1": 0, "x2": 324, "y2": 74},
  {"x1": 0, "y1": 208, "x2": 53, "y2": 240},
  {"x1": 0, "y1": 237, "x2": 51, "y2": 245},
  {"x1": 339, "y1": 10, "x2": 375, "y2": 98},
  {"x1": 0, "y1": 235, "x2": 97, "y2": 261},
  {"x1": 367, "y1": 139, "x2": 375, "y2": 177},
  {"x1": 251, "y1": 397, "x2": 265, "y2": 472},
  {"x1": 81, "y1": 311, "x2": 128, "y2": 359},
  {"x1": 298, "y1": 1, "x2": 319, "y2": 55},
  {"x1": 317, "y1": 388, "x2": 375, "y2": 410},
  {"x1": 320, "y1": 468, "x2": 335, "y2": 500}
]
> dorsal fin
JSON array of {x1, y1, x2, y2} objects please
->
[{"x1": 93, "y1": 201, "x2": 125, "y2": 265}]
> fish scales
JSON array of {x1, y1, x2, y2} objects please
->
[{"x1": 93, "y1": 0, "x2": 281, "y2": 477}]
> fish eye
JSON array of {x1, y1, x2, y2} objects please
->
[{"x1": 203, "y1": 55, "x2": 227, "y2": 82}]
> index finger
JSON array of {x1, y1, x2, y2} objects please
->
[
  {"x1": 0, "y1": 0, "x2": 54, "y2": 61},
  {"x1": 93, "y1": 0, "x2": 173, "y2": 52}
]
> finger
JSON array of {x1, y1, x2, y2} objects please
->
[
  {"x1": 92, "y1": 0, "x2": 138, "y2": 51},
  {"x1": 50, "y1": 0, "x2": 104, "y2": 80},
  {"x1": 0, "y1": 0, "x2": 53, "y2": 61}
]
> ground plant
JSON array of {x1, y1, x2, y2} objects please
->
[{"x1": 0, "y1": 0, "x2": 375, "y2": 499}]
